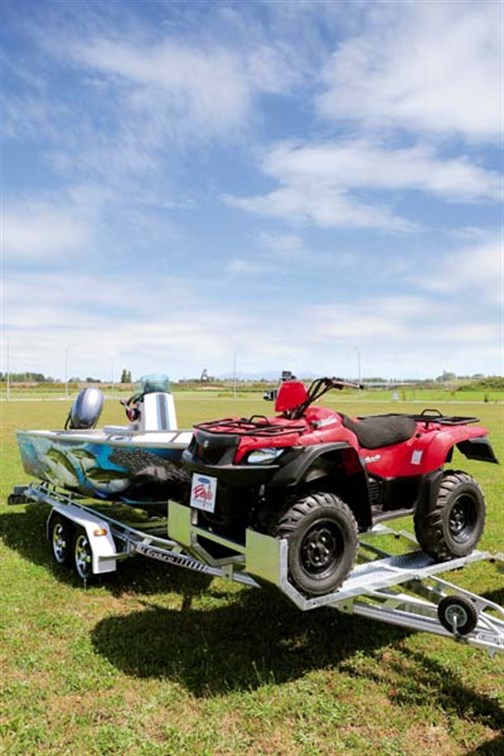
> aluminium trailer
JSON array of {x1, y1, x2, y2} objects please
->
[{"x1": 9, "y1": 482, "x2": 504, "y2": 655}]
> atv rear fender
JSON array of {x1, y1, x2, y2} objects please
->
[
  {"x1": 455, "y1": 437, "x2": 499, "y2": 464},
  {"x1": 269, "y1": 443, "x2": 372, "y2": 530},
  {"x1": 421, "y1": 427, "x2": 498, "y2": 470}
]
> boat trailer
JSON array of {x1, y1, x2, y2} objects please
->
[{"x1": 9, "y1": 482, "x2": 504, "y2": 655}]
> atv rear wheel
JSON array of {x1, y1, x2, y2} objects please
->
[
  {"x1": 414, "y1": 471, "x2": 485, "y2": 561},
  {"x1": 273, "y1": 491, "x2": 358, "y2": 597}
]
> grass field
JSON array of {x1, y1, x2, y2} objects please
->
[{"x1": 1, "y1": 395, "x2": 503, "y2": 755}]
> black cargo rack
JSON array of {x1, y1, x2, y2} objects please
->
[
  {"x1": 194, "y1": 416, "x2": 306, "y2": 437},
  {"x1": 408, "y1": 409, "x2": 479, "y2": 426}
]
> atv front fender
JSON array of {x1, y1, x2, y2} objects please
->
[{"x1": 269, "y1": 443, "x2": 372, "y2": 530}]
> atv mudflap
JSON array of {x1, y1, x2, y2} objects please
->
[{"x1": 168, "y1": 501, "x2": 504, "y2": 654}]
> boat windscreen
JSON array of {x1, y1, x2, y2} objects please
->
[{"x1": 138, "y1": 374, "x2": 171, "y2": 394}]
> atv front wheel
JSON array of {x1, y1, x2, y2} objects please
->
[
  {"x1": 414, "y1": 471, "x2": 485, "y2": 561},
  {"x1": 273, "y1": 491, "x2": 358, "y2": 597}
]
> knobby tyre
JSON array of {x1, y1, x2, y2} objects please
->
[
  {"x1": 273, "y1": 491, "x2": 359, "y2": 597},
  {"x1": 414, "y1": 470, "x2": 485, "y2": 561}
]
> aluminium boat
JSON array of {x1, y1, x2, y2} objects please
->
[{"x1": 16, "y1": 375, "x2": 192, "y2": 510}]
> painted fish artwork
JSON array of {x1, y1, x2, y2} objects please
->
[{"x1": 16, "y1": 430, "x2": 192, "y2": 510}]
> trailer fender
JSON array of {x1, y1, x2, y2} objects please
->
[{"x1": 47, "y1": 504, "x2": 117, "y2": 574}]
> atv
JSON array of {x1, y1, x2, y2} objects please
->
[{"x1": 182, "y1": 377, "x2": 498, "y2": 597}]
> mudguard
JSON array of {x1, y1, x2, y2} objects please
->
[
  {"x1": 457, "y1": 437, "x2": 499, "y2": 464},
  {"x1": 421, "y1": 428, "x2": 497, "y2": 472},
  {"x1": 269, "y1": 443, "x2": 372, "y2": 530}
]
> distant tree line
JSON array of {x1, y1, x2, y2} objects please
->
[
  {"x1": 0, "y1": 372, "x2": 56, "y2": 383},
  {"x1": 0, "y1": 369, "x2": 134, "y2": 384}
]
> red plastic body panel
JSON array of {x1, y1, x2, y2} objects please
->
[
  {"x1": 274, "y1": 380, "x2": 308, "y2": 413},
  {"x1": 228, "y1": 406, "x2": 491, "y2": 477}
]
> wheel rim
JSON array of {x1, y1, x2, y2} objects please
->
[
  {"x1": 52, "y1": 522, "x2": 68, "y2": 564},
  {"x1": 300, "y1": 521, "x2": 343, "y2": 577},
  {"x1": 74, "y1": 534, "x2": 92, "y2": 578},
  {"x1": 449, "y1": 495, "x2": 477, "y2": 544},
  {"x1": 444, "y1": 604, "x2": 469, "y2": 631}
]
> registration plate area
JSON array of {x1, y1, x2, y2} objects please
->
[{"x1": 190, "y1": 473, "x2": 218, "y2": 513}]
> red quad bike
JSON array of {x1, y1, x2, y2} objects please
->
[{"x1": 182, "y1": 377, "x2": 499, "y2": 598}]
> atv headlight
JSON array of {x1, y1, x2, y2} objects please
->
[{"x1": 247, "y1": 448, "x2": 284, "y2": 464}]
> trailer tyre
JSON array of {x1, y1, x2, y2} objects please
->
[
  {"x1": 437, "y1": 595, "x2": 478, "y2": 636},
  {"x1": 73, "y1": 528, "x2": 93, "y2": 582},
  {"x1": 414, "y1": 471, "x2": 485, "y2": 561},
  {"x1": 273, "y1": 491, "x2": 358, "y2": 597},
  {"x1": 50, "y1": 516, "x2": 73, "y2": 567}
]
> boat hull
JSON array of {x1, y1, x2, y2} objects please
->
[{"x1": 16, "y1": 429, "x2": 193, "y2": 510}]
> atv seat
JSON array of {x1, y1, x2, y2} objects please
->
[{"x1": 341, "y1": 414, "x2": 416, "y2": 450}]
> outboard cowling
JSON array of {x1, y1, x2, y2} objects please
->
[{"x1": 66, "y1": 387, "x2": 104, "y2": 430}]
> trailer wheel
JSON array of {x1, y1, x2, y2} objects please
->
[
  {"x1": 273, "y1": 491, "x2": 358, "y2": 597},
  {"x1": 414, "y1": 471, "x2": 485, "y2": 561},
  {"x1": 73, "y1": 528, "x2": 93, "y2": 581},
  {"x1": 50, "y1": 516, "x2": 73, "y2": 567},
  {"x1": 437, "y1": 595, "x2": 478, "y2": 636}
]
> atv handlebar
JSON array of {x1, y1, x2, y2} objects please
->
[
  {"x1": 289, "y1": 376, "x2": 363, "y2": 419},
  {"x1": 325, "y1": 377, "x2": 364, "y2": 391}
]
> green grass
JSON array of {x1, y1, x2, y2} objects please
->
[{"x1": 1, "y1": 395, "x2": 503, "y2": 755}]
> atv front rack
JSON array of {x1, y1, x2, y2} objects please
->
[
  {"x1": 194, "y1": 416, "x2": 306, "y2": 436},
  {"x1": 10, "y1": 482, "x2": 504, "y2": 655}
]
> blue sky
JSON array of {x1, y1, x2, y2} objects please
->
[{"x1": 2, "y1": 0, "x2": 502, "y2": 381}]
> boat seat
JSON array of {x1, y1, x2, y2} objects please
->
[
  {"x1": 341, "y1": 414, "x2": 416, "y2": 450},
  {"x1": 141, "y1": 392, "x2": 178, "y2": 431}
]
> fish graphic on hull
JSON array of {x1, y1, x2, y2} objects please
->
[{"x1": 16, "y1": 431, "x2": 191, "y2": 511}]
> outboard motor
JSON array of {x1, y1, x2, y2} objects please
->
[{"x1": 65, "y1": 387, "x2": 104, "y2": 430}]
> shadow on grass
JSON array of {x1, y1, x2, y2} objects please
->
[
  {"x1": 91, "y1": 588, "x2": 410, "y2": 696},
  {"x1": 465, "y1": 734, "x2": 504, "y2": 754},
  {"x1": 0, "y1": 505, "x2": 214, "y2": 597},
  {"x1": 339, "y1": 646, "x2": 504, "y2": 735},
  {"x1": 91, "y1": 591, "x2": 504, "y2": 739}
]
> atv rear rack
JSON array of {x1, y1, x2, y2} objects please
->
[
  {"x1": 9, "y1": 482, "x2": 504, "y2": 655},
  {"x1": 408, "y1": 409, "x2": 480, "y2": 426}
]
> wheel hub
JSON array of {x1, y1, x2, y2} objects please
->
[
  {"x1": 444, "y1": 604, "x2": 469, "y2": 630},
  {"x1": 449, "y1": 496, "x2": 475, "y2": 540},
  {"x1": 52, "y1": 524, "x2": 66, "y2": 560},
  {"x1": 75, "y1": 535, "x2": 91, "y2": 576},
  {"x1": 301, "y1": 524, "x2": 339, "y2": 573}
]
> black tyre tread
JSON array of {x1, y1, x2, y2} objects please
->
[
  {"x1": 273, "y1": 491, "x2": 359, "y2": 596},
  {"x1": 275, "y1": 491, "x2": 357, "y2": 537},
  {"x1": 414, "y1": 470, "x2": 485, "y2": 561},
  {"x1": 437, "y1": 594, "x2": 478, "y2": 635}
]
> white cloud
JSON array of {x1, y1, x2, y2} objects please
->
[
  {"x1": 302, "y1": 293, "x2": 501, "y2": 379},
  {"x1": 223, "y1": 137, "x2": 501, "y2": 230},
  {"x1": 317, "y1": 1, "x2": 503, "y2": 141},
  {"x1": 67, "y1": 35, "x2": 299, "y2": 147},
  {"x1": 258, "y1": 231, "x2": 306, "y2": 261},
  {"x1": 224, "y1": 258, "x2": 270, "y2": 274},
  {"x1": 262, "y1": 141, "x2": 501, "y2": 201},
  {"x1": 2, "y1": 201, "x2": 92, "y2": 261},
  {"x1": 224, "y1": 184, "x2": 413, "y2": 231},
  {"x1": 417, "y1": 236, "x2": 503, "y2": 305}
]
